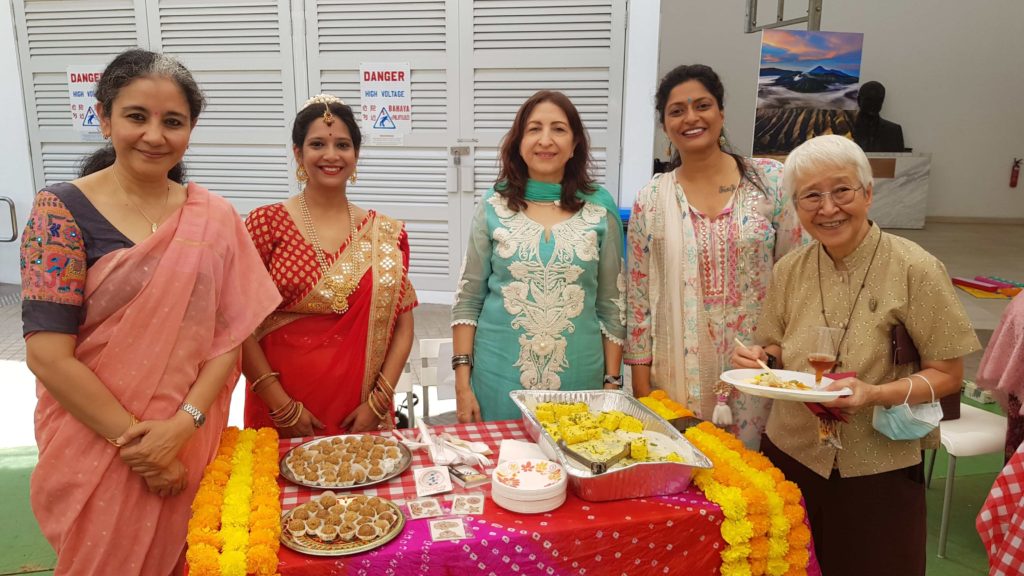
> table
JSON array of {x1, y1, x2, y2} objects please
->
[
  {"x1": 977, "y1": 441, "x2": 1024, "y2": 574},
  {"x1": 275, "y1": 420, "x2": 821, "y2": 576}
]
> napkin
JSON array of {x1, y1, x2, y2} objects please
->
[
  {"x1": 806, "y1": 371, "x2": 855, "y2": 449},
  {"x1": 498, "y1": 439, "x2": 548, "y2": 463}
]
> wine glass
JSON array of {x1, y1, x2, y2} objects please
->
[{"x1": 808, "y1": 327, "x2": 843, "y2": 386}]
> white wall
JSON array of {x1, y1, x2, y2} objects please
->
[
  {"x1": 0, "y1": 3, "x2": 35, "y2": 283},
  {"x1": 617, "y1": 0, "x2": 661, "y2": 210},
  {"x1": 659, "y1": 0, "x2": 1024, "y2": 220}
]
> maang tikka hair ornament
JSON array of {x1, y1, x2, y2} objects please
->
[{"x1": 303, "y1": 94, "x2": 345, "y2": 126}]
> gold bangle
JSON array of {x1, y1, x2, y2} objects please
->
[
  {"x1": 270, "y1": 399, "x2": 294, "y2": 416},
  {"x1": 377, "y1": 373, "x2": 394, "y2": 395},
  {"x1": 280, "y1": 402, "x2": 304, "y2": 428},
  {"x1": 249, "y1": 371, "x2": 280, "y2": 393},
  {"x1": 269, "y1": 399, "x2": 296, "y2": 420},
  {"x1": 367, "y1": 394, "x2": 387, "y2": 420},
  {"x1": 105, "y1": 413, "x2": 138, "y2": 446}
]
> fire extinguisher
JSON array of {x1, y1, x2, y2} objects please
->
[{"x1": 1012, "y1": 158, "x2": 1021, "y2": 188}]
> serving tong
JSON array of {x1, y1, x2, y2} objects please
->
[{"x1": 557, "y1": 440, "x2": 630, "y2": 474}]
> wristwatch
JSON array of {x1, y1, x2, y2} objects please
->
[
  {"x1": 604, "y1": 374, "x2": 624, "y2": 389},
  {"x1": 766, "y1": 353, "x2": 779, "y2": 369},
  {"x1": 180, "y1": 402, "x2": 206, "y2": 429}
]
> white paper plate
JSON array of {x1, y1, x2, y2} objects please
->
[{"x1": 720, "y1": 369, "x2": 852, "y2": 402}]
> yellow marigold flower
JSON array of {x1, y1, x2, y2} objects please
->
[
  {"x1": 219, "y1": 549, "x2": 247, "y2": 576},
  {"x1": 722, "y1": 518, "x2": 754, "y2": 544},
  {"x1": 721, "y1": 559, "x2": 753, "y2": 576},
  {"x1": 721, "y1": 541, "x2": 753, "y2": 563},
  {"x1": 766, "y1": 558, "x2": 790, "y2": 576}
]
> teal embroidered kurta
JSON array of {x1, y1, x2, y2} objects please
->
[{"x1": 452, "y1": 181, "x2": 626, "y2": 421}]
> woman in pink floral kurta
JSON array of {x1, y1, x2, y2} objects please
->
[{"x1": 625, "y1": 65, "x2": 805, "y2": 448}]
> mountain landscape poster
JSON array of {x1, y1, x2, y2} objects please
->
[{"x1": 753, "y1": 29, "x2": 864, "y2": 155}]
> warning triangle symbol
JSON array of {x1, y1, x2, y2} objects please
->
[
  {"x1": 83, "y1": 106, "x2": 100, "y2": 126},
  {"x1": 372, "y1": 106, "x2": 397, "y2": 130}
]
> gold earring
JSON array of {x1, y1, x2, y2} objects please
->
[
  {"x1": 719, "y1": 135, "x2": 726, "y2": 147},
  {"x1": 349, "y1": 169, "x2": 357, "y2": 184},
  {"x1": 296, "y1": 166, "x2": 308, "y2": 184}
]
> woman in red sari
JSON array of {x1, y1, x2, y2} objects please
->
[
  {"x1": 243, "y1": 94, "x2": 417, "y2": 436},
  {"x1": 20, "y1": 49, "x2": 280, "y2": 575}
]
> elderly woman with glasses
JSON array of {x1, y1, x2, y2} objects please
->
[{"x1": 731, "y1": 135, "x2": 979, "y2": 576}]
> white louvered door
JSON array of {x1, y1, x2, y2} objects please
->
[
  {"x1": 305, "y1": 0, "x2": 460, "y2": 292},
  {"x1": 460, "y1": 0, "x2": 627, "y2": 252},
  {"x1": 12, "y1": 0, "x2": 628, "y2": 298},
  {"x1": 13, "y1": 0, "x2": 149, "y2": 188},
  {"x1": 146, "y1": 0, "x2": 297, "y2": 214}
]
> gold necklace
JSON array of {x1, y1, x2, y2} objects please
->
[
  {"x1": 111, "y1": 169, "x2": 170, "y2": 234},
  {"x1": 299, "y1": 192, "x2": 360, "y2": 313}
]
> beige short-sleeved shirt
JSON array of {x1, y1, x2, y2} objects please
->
[{"x1": 756, "y1": 224, "x2": 980, "y2": 478}]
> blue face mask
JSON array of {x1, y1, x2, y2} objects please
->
[{"x1": 872, "y1": 377, "x2": 943, "y2": 441}]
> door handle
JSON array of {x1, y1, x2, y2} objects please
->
[
  {"x1": 447, "y1": 147, "x2": 473, "y2": 193},
  {"x1": 0, "y1": 197, "x2": 16, "y2": 243}
]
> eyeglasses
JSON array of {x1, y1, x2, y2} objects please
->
[{"x1": 797, "y1": 185, "x2": 863, "y2": 211}]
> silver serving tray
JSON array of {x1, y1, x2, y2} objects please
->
[
  {"x1": 509, "y1": 390, "x2": 712, "y2": 502},
  {"x1": 279, "y1": 434, "x2": 412, "y2": 490}
]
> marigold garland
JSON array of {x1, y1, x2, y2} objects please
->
[
  {"x1": 685, "y1": 422, "x2": 810, "y2": 576},
  {"x1": 186, "y1": 427, "x2": 281, "y2": 576}
]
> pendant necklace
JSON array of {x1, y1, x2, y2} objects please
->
[
  {"x1": 299, "y1": 191, "x2": 359, "y2": 314},
  {"x1": 816, "y1": 232, "x2": 882, "y2": 368},
  {"x1": 112, "y1": 169, "x2": 170, "y2": 234}
]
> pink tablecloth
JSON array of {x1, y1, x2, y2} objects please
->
[{"x1": 275, "y1": 420, "x2": 821, "y2": 576}]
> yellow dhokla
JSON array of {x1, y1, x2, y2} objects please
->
[
  {"x1": 665, "y1": 452, "x2": 684, "y2": 463},
  {"x1": 597, "y1": 411, "x2": 624, "y2": 431},
  {"x1": 563, "y1": 425, "x2": 594, "y2": 445},
  {"x1": 535, "y1": 407, "x2": 556, "y2": 424},
  {"x1": 629, "y1": 437, "x2": 649, "y2": 460},
  {"x1": 617, "y1": 415, "x2": 644, "y2": 433}
]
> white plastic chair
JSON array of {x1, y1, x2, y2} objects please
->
[
  {"x1": 925, "y1": 402, "x2": 1007, "y2": 558},
  {"x1": 418, "y1": 338, "x2": 452, "y2": 424},
  {"x1": 392, "y1": 361, "x2": 415, "y2": 427}
]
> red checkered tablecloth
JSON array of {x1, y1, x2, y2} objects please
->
[
  {"x1": 274, "y1": 420, "x2": 822, "y2": 576},
  {"x1": 977, "y1": 441, "x2": 1024, "y2": 575},
  {"x1": 278, "y1": 420, "x2": 529, "y2": 508}
]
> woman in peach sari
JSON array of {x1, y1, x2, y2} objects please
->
[{"x1": 20, "y1": 49, "x2": 279, "y2": 575}]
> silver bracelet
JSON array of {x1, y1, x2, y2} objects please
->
[{"x1": 451, "y1": 354, "x2": 473, "y2": 370}]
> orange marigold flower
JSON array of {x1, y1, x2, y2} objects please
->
[
  {"x1": 789, "y1": 524, "x2": 811, "y2": 548},
  {"x1": 185, "y1": 543, "x2": 220, "y2": 576},
  {"x1": 749, "y1": 536, "x2": 771, "y2": 559},
  {"x1": 749, "y1": 514, "x2": 771, "y2": 537},
  {"x1": 187, "y1": 526, "x2": 223, "y2": 549},
  {"x1": 247, "y1": 544, "x2": 279, "y2": 576},
  {"x1": 783, "y1": 505, "x2": 804, "y2": 526}
]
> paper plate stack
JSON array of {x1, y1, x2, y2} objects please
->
[{"x1": 491, "y1": 458, "x2": 568, "y2": 514}]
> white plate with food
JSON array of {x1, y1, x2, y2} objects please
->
[{"x1": 720, "y1": 369, "x2": 852, "y2": 402}]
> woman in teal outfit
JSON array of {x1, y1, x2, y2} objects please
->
[{"x1": 451, "y1": 90, "x2": 626, "y2": 422}]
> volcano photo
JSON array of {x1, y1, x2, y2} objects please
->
[{"x1": 754, "y1": 30, "x2": 864, "y2": 154}]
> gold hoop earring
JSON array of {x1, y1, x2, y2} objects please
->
[
  {"x1": 349, "y1": 169, "x2": 357, "y2": 184},
  {"x1": 296, "y1": 166, "x2": 308, "y2": 184}
]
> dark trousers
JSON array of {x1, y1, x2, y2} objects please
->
[{"x1": 762, "y1": 435, "x2": 926, "y2": 576}]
